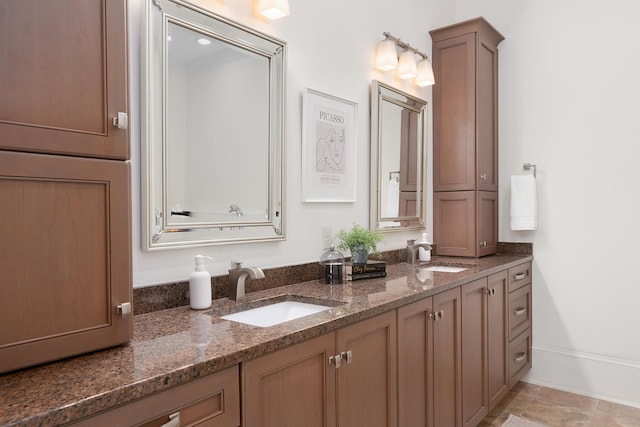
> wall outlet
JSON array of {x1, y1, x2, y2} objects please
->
[{"x1": 322, "y1": 226, "x2": 333, "y2": 249}]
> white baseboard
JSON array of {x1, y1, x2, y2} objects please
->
[{"x1": 524, "y1": 345, "x2": 640, "y2": 409}]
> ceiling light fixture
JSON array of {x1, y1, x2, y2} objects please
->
[
  {"x1": 258, "y1": 0, "x2": 290, "y2": 20},
  {"x1": 374, "y1": 32, "x2": 435, "y2": 86}
]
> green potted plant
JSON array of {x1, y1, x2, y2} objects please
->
[{"x1": 336, "y1": 223, "x2": 384, "y2": 264}]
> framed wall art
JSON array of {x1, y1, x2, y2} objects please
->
[{"x1": 302, "y1": 88, "x2": 358, "y2": 202}]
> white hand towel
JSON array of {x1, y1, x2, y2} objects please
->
[
  {"x1": 510, "y1": 175, "x2": 537, "y2": 230},
  {"x1": 386, "y1": 178, "x2": 400, "y2": 217}
]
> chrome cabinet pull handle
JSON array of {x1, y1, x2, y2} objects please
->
[
  {"x1": 116, "y1": 302, "x2": 131, "y2": 318},
  {"x1": 514, "y1": 272, "x2": 527, "y2": 281},
  {"x1": 329, "y1": 355, "x2": 342, "y2": 369},
  {"x1": 112, "y1": 112, "x2": 129, "y2": 129},
  {"x1": 341, "y1": 350, "x2": 353, "y2": 364},
  {"x1": 514, "y1": 352, "x2": 526, "y2": 363},
  {"x1": 514, "y1": 307, "x2": 526, "y2": 316},
  {"x1": 161, "y1": 412, "x2": 180, "y2": 427}
]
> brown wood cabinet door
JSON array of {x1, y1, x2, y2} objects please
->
[
  {"x1": 477, "y1": 39, "x2": 499, "y2": 192},
  {"x1": 433, "y1": 191, "x2": 497, "y2": 257},
  {"x1": 0, "y1": 151, "x2": 131, "y2": 373},
  {"x1": 432, "y1": 32, "x2": 476, "y2": 192},
  {"x1": 433, "y1": 287, "x2": 462, "y2": 427},
  {"x1": 461, "y1": 272, "x2": 508, "y2": 426},
  {"x1": 434, "y1": 191, "x2": 476, "y2": 257},
  {"x1": 478, "y1": 191, "x2": 498, "y2": 256},
  {"x1": 398, "y1": 297, "x2": 434, "y2": 427},
  {"x1": 461, "y1": 278, "x2": 489, "y2": 427},
  {"x1": 337, "y1": 311, "x2": 397, "y2": 427},
  {"x1": 487, "y1": 271, "x2": 509, "y2": 411},
  {"x1": 0, "y1": 0, "x2": 129, "y2": 160},
  {"x1": 242, "y1": 333, "x2": 337, "y2": 427}
]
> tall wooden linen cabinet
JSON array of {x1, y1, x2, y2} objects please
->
[
  {"x1": 430, "y1": 18, "x2": 504, "y2": 257},
  {"x1": 0, "y1": 0, "x2": 132, "y2": 373}
]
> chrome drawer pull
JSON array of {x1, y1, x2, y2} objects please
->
[
  {"x1": 161, "y1": 412, "x2": 180, "y2": 427},
  {"x1": 514, "y1": 352, "x2": 526, "y2": 363},
  {"x1": 514, "y1": 272, "x2": 527, "y2": 281},
  {"x1": 514, "y1": 307, "x2": 526, "y2": 316}
]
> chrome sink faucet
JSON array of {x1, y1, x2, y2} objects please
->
[
  {"x1": 406, "y1": 239, "x2": 432, "y2": 265},
  {"x1": 227, "y1": 261, "x2": 265, "y2": 302},
  {"x1": 229, "y1": 204, "x2": 244, "y2": 217}
]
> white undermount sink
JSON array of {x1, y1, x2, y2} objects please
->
[
  {"x1": 421, "y1": 265, "x2": 469, "y2": 273},
  {"x1": 221, "y1": 301, "x2": 333, "y2": 327}
]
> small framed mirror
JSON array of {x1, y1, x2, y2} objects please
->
[
  {"x1": 370, "y1": 80, "x2": 427, "y2": 232},
  {"x1": 142, "y1": 0, "x2": 286, "y2": 250}
]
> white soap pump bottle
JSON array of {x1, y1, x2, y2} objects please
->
[
  {"x1": 190, "y1": 255, "x2": 213, "y2": 310},
  {"x1": 418, "y1": 232, "x2": 431, "y2": 262}
]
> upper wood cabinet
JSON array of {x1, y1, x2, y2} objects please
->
[
  {"x1": 431, "y1": 17, "x2": 503, "y2": 192},
  {"x1": 431, "y1": 17, "x2": 503, "y2": 258},
  {"x1": 0, "y1": 151, "x2": 132, "y2": 374},
  {"x1": 0, "y1": 0, "x2": 129, "y2": 160},
  {"x1": 0, "y1": 0, "x2": 131, "y2": 374}
]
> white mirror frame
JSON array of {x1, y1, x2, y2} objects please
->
[{"x1": 141, "y1": 0, "x2": 286, "y2": 250}]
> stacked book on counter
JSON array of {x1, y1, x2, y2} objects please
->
[{"x1": 346, "y1": 260, "x2": 386, "y2": 281}]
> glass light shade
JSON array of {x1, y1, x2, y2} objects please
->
[
  {"x1": 416, "y1": 59, "x2": 435, "y2": 87},
  {"x1": 397, "y1": 51, "x2": 417, "y2": 79},
  {"x1": 258, "y1": 0, "x2": 290, "y2": 20},
  {"x1": 375, "y1": 39, "x2": 398, "y2": 71}
]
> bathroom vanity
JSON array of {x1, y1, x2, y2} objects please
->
[{"x1": 0, "y1": 255, "x2": 532, "y2": 427}]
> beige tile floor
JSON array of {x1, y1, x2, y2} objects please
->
[{"x1": 479, "y1": 382, "x2": 640, "y2": 427}]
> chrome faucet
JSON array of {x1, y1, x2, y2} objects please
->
[
  {"x1": 227, "y1": 261, "x2": 265, "y2": 302},
  {"x1": 229, "y1": 204, "x2": 244, "y2": 217},
  {"x1": 406, "y1": 239, "x2": 432, "y2": 265}
]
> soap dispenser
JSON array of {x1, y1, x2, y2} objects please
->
[
  {"x1": 190, "y1": 255, "x2": 213, "y2": 309},
  {"x1": 418, "y1": 232, "x2": 431, "y2": 262}
]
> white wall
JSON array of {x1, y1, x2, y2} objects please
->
[
  {"x1": 130, "y1": 0, "x2": 450, "y2": 285},
  {"x1": 130, "y1": 0, "x2": 640, "y2": 407},
  {"x1": 456, "y1": 0, "x2": 640, "y2": 408}
]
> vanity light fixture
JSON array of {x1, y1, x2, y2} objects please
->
[
  {"x1": 375, "y1": 32, "x2": 435, "y2": 86},
  {"x1": 397, "y1": 50, "x2": 417, "y2": 79},
  {"x1": 258, "y1": 0, "x2": 290, "y2": 20},
  {"x1": 375, "y1": 38, "x2": 398, "y2": 71},
  {"x1": 415, "y1": 57, "x2": 435, "y2": 87}
]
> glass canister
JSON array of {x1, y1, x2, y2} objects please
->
[{"x1": 319, "y1": 246, "x2": 346, "y2": 285}]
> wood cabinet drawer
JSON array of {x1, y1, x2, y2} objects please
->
[
  {"x1": 71, "y1": 365, "x2": 240, "y2": 427},
  {"x1": 508, "y1": 262, "x2": 531, "y2": 292},
  {"x1": 508, "y1": 284, "x2": 532, "y2": 340},
  {"x1": 508, "y1": 328, "x2": 532, "y2": 389}
]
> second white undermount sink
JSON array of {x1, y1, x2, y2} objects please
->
[
  {"x1": 221, "y1": 301, "x2": 333, "y2": 327},
  {"x1": 421, "y1": 265, "x2": 468, "y2": 273}
]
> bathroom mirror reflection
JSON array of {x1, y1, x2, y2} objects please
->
[
  {"x1": 370, "y1": 80, "x2": 427, "y2": 232},
  {"x1": 142, "y1": 0, "x2": 286, "y2": 250}
]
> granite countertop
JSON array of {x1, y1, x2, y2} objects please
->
[{"x1": 0, "y1": 255, "x2": 531, "y2": 426}]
